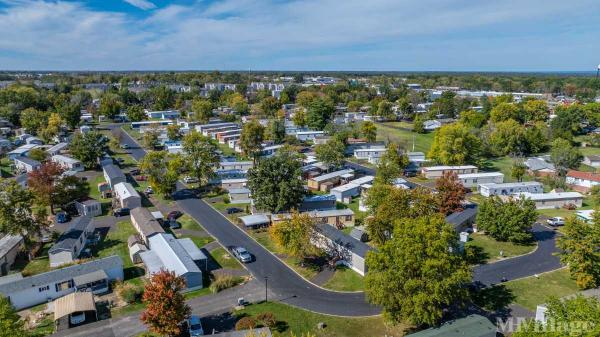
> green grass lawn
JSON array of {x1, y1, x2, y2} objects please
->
[
  {"x1": 0, "y1": 157, "x2": 14, "y2": 178},
  {"x1": 479, "y1": 156, "x2": 534, "y2": 183},
  {"x1": 180, "y1": 235, "x2": 214, "y2": 248},
  {"x1": 465, "y1": 232, "x2": 536, "y2": 263},
  {"x1": 210, "y1": 247, "x2": 243, "y2": 270},
  {"x1": 17, "y1": 243, "x2": 52, "y2": 276},
  {"x1": 29, "y1": 316, "x2": 54, "y2": 337},
  {"x1": 504, "y1": 269, "x2": 579, "y2": 310},
  {"x1": 95, "y1": 220, "x2": 145, "y2": 283},
  {"x1": 234, "y1": 301, "x2": 408, "y2": 337},
  {"x1": 376, "y1": 122, "x2": 434, "y2": 153},
  {"x1": 322, "y1": 266, "x2": 364, "y2": 292},
  {"x1": 178, "y1": 214, "x2": 203, "y2": 231}
]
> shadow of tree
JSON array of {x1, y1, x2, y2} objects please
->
[
  {"x1": 464, "y1": 245, "x2": 489, "y2": 265},
  {"x1": 471, "y1": 284, "x2": 515, "y2": 313}
]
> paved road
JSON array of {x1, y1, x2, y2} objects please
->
[{"x1": 114, "y1": 125, "x2": 381, "y2": 316}]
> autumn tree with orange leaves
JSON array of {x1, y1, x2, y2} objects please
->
[
  {"x1": 141, "y1": 270, "x2": 191, "y2": 337},
  {"x1": 27, "y1": 161, "x2": 64, "y2": 214},
  {"x1": 435, "y1": 171, "x2": 465, "y2": 215}
]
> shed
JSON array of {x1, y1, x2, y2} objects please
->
[{"x1": 75, "y1": 198, "x2": 102, "y2": 217}]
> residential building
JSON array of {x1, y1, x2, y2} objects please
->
[
  {"x1": 259, "y1": 144, "x2": 283, "y2": 157},
  {"x1": 478, "y1": 181, "x2": 543, "y2": 197},
  {"x1": 330, "y1": 175, "x2": 375, "y2": 203},
  {"x1": 407, "y1": 152, "x2": 427, "y2": 165},
  {"x1": 46, "y1": 142, "x2": 68, "y2": 156},
  {"x1": 113, "y1": 182, "x2": 142, "y2": 209},
  {"x1": 457, "y1": 172, "x2": 504, "y2": 188},
  {"x1": 423, "y1": 119, "x2": 442, "y2": 131},
  {"x1": 299, "y1": 194, "x2": 337, "y2": 212},
  {"x1": 25, "y1": 136, "x2": 43, "y2": 145},
  {"x1": 565, "y1": 170, "x2": 600, "y2": 193},
  {"x1": 0, "y1": 235, "x2": 23, "y2": 275},
  {"x1": 220, "y1": 178, "x2": 247, "y2": 190},
  {"x1": 353, "y1": 147, "x2": 387, "y2": 164},
  {"x1": 272, "y1": 209, "x2": 355, "y2": 228},
  {"x1": 139, "y1": 233, "x2": 204, "y2": 290},
  {"x1": 501, "y1": 192, "x2": 583, "y2": 209},
  {"x1": 102, "y1": 164, "x2": 126, "y2": 189},
  {"x1": 130, "y1": 120, "x2": 173, "y2": 129},
  {"x1": 195, "y1": 122, "x2": 237, "y2": 134},
  {"x1": 228, "y1": 188, "x2": 252, "y2": 204},
  {"x1": 525, "y1": 157, "x2": 556, "y2": 177},
  {"x1": 145, "y1": 109, "x2": 180, "y2": 120},
  {"x1": 445, "y1": 204, "x2": 478, "y2": 233},
  {"x1": 313, "y1": 224, "x2": 372, "y2": 276},
  {"x1": 295, "y1": 131, "x2": 325, "y2": 142},
  {"x1": 0, "y1": 255, "x2": 123, "y2": 310},
  {"x1": 49, "y1": 215, "x2": 94, "y2": 267},
  {"x1": 7, "y1": 144, "x2": 38, "y2": 159},
  {"x1": 13, "y1": 156, "x2": 41, "y2": 173},
  {"x1": 583, "y1": 155, "x2": 600, "y2": 167},
  {"x1": 218, "y1": 161, "x2": 253, "y2": 172},
  {"x1": 421, "y1": 165, "x2": 478, "y2": 179},
  {"x1": 406, "y1": 314, "x2": 496, "y2": 337},
  {"x1": 51, "y1": 155, "x2": 84, "y2": 172},
  {"x1": 307, "y1": 169, "x2": 354, "y2": 191},
  {"x1": 74, "y1": 198, "x2": 102, "y2": 217},
  {"x1": 130, "y1": 207, "x2": 165, "y2": 245}
]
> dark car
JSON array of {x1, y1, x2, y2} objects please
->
[
  {"x1": 226, "y1": 207, "x2": 243, "y2": 214},
  {"x1": 167, "y1": 210, "x2": 183, "y2": 220},
  {"x1": 113, "y1": 208, "x2": 130, "y2": 217},
  {"x1": 169, "y1": 219, "x2": 181, "y2": 229},
  {"x1": 55, "y1": 212, "x2": 70, "y2": 223},
  {"x1": 129, "y1": 169, "x2": 141, "y2": 176}
]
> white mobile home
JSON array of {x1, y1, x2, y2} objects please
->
[
  {"x1": 0, "y1": 235, "x2": 24, "y2": 275},
  {"x1": 46, "y1": 142, "x2": 68, "y2": 156},
  {"x1": 13, "y1": 157, "x2": 41, "y2": 173},
  {"x1": 295, "y1": 131, "x2": 325, "y2": 142},
  {"x1": 228, "y1": 188, "x2": 252, "y2": 204},
  {"x1": 75, "y1": 199, "x2": 102, "y2": 217},
  {"x1": 102, "y1": 164, "x2": 126, "y2": 189},
  {"x1": 7, "y1": 144, "x2": 38, "y2": 160},
  {"x1": 130, "y1": 207, "x2": 165, "y2": 245},
  {"x1": 51, "y1": 155, "x2": 84, "y2": 172},
  {"x1": 353, "y1": 147, "x2": 386, "y2": 165},
  {"x1": 330, "y1": 175, "x2": 375, "y2": 203},
  {"x1": 478, "y1": 181, "x2": 543, "y2": 197},
  {"x1": 113, "y1": 182, "x2": 142, "y2": 209},
  {"x1": 218, "y1": 161, "x2": 253, "y2": 172},
  {"x1": 502, "y1": 192, "x2": 583, "y2": 209},
  {"x1": 457, "y1": 172, "x2": 504, "y2": 188},
  {"x1": 221, "y1": 178, "x2": 247, "y2": 190},
  {"x1": 565, "y1": 170, "x2": 600, "y2": 193},
  {"x1": 48, "y1": 215, "x2": 94, "y2": 267},
  {"x1": 145, "y1": 110, "x2": 180, "y2": 120},
  {"x1": 313, "y1": 224, "x2": 373, "y2": 276},
  {"x1": 421, "y1": 165, "x2": 478, "y2": 179}
]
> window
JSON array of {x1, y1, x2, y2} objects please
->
[
  {"x1": 38, "y1": 285, "x2": 49, "y2": 292},
  {"x1": 55, "y1": 280, "x2": 74, "y2": 292},
  {"x1": 345, "y1": 215, "x2": 352, "y2": 221}
]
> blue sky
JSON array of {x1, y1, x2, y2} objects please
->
[{"x1": 1, "y1": 0, "x2": 600, "y2": 71}]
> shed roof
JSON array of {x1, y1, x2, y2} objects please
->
[
  {"x1": 239, "y1": 214, "x2": 271, "y2": 227},
  {"x1": 114, "y1": 182, "x2": 140, "y2": 199},
  {"x1": 0, "y1": 235, "x2": 23, "y2": 258},
  {"x1": 406, "y1": 314, "x2": 495, "y2": 337},
  {"x1": 53, "y1": 291, "x2": 96, "y2": 321}
]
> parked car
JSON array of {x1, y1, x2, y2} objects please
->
[
  {"x1": 120, "y1": 144, "x2": 129, "y2": 149},
  {"x1": 113, "y1": 208, "x2": 130, "y2": 217},
  {"x1": 70, "y1": 311, "x2": 86, "y2": 325},
  {"x1": 129, "y1": 169, "x2": 141, "y2": 175},
  {"x1": 226, "y1": 207, "x2": 243, "y2": 214},
  {"x1": 145, "y1": 186, "x2": 154, "y2": 195},
  {"x1": 231, "y1": 246, "x2": 252, "y2": 263},
  {"x1": 167, "y1": 210, "x2": 183, "y2": 220},
  {"x1": 187, "y1": 315, "x2": 204, "y2": 337},
  {"x1": 547, "y1": 217, "x2": 565, "y2": 227},
  {"x1": 55, "y1": 212, "x2": 70, "y2": 224},
  {"x1": 183, "y1": 176, "x2": 198, "y2": 184}
]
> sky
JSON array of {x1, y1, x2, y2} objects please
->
[{"x1": 1, "y1": 0, "x2": 600, "y2": 71}]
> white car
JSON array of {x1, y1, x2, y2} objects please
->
[
  {"x1": 70, "y1": 311, "x2": 86, "y2": 325},
  {"x1": 188, "y1": 315, "x2": 204, "y2": 336},
  {"x1": 184, "y1": 176, "x2": 199, "y2": 184},
  {"x1": 547, "y1": 217, "x2": 565, "y2": 227}
]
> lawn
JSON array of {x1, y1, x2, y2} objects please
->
[
  {"x1": 479, "y1": 156, "x2": 535, "y2": 183},
  {"x1": 95, "y1": 220, "x2": 145, "y2": 283},
  {"x1": 210, "y1": 247, "x2": 243, "y2": 270},
  {"x1": 234, "y1": 301, "x2": 408, "y2": 337},
  {"x1": 322, "y1": 266, "x2": 364, "y2": 292},
  {"x1": 465, "y1": 232, "x2": 536, "y2": 263},
  {"x1": 180, "y1": 235, "x2": 214, "y2": 248},
  {"x1": 375, "y1": 122, "x2": 434, "y2": 153},
  {"x1": 504, "y1": 268, "x2": 579, "y2": 310},
  {"x1": 18, "y1": 243, "x2": 52, "y2": 276},
  {"x1": 178, "y1": 214, "x2": 203, "y2": 231},
  {"x1": 0, "y1": 157, "x2": 14, "y2": 178}
]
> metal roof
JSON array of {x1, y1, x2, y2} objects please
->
[
  {"x1": 177, "y1": 238, "x2": 208, "y2": 261},
  {"x1": 0, "y1": 235, "x2": 22, "y2": 258},
  {"x1": 239, "y1": 214, "x2": 271, "y2": 227},
  {"x1": 406, "y1": 314, "x2": 496, "y2": 337},
  {"x1": 14, "y1": 156, "x2": 41, "y2": 167},
  {"x1": 102, "y1": 164, "x2": 125, "y2": 181},
  {"x1": 114, "y1": 182, "x2": 140, "y2": 199},
  {"x1": 315, "y1": 224, "x2": 373, "y2": 258},
  {"x1": 130, "y1": 207, "x2": 164, "y2": 238},
  {"x1": 141, "y1": 234, "x2": 201, "y2": 277},
  {"x1": 53, "y1": 291, "x2": 96, "y2": 321},
  {"x1": 49, "y1": 215, "x2": 93, "y2": 254},
  {"x1": 73, "y1": 269, "x2": 108, "y2": 286},
  {"x1": 311, "y1": 169, "x2": 354, "y2": 183}
]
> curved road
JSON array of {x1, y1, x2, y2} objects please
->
[{"x1": 112, "y1": 125, "x2": 563, "y2": 316}]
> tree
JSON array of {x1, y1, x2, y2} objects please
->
[
  {"x1": 374, "y1": 143, "x2": 408, "y2": 185},
  {"x1": 247, "y1": 149, "x2": 305, "y2": 213},
  {"x1": 306, "y1": 97, "x2": 335, "y2": 130},
  {"x1": 314, "y1": 138, "x2": 345, "y2": 168},
  {"x1": 0, "y1": 296, "x2": 27, "y2": 337},
  {"x1": 191, "y1": 98, "x2": 213, "y2": 123},
  {"x1": 126, "y1": 104, "x2": 146, "y2": 122},
  {"x1": 432, "y1": 91, "x2": 457, "y2": 118},
  {"x1": 365, "y1": 215, "x2": 471, "y2": 325},
  {"x1": 39, "y1": 112, "x2": 63, "y2": 142},
  {"x1": 0, "y1": 179, "x2": 48, "y2": 245},
  {"x1": 150, "y1": 86, "x2": 175, "y2": 111},
  {"x1": 269, "y1": 211, "x2": 320, "y2": 259},
  {"x1": 239, "y1": 120, "x2": 265, "y2": 162},
  {"x1": 27, "y1": 148, "x2": 47, "y2": 162},
  {"x1": 70, "y1": 131, "x2": 109, "y2": 169},
  {"x1": 266, "y1": 118, "x2": 286, "y2": 144},
  {"x1": 428, "y1": 123, "x2": 481, "y2": 165},
  {"x1": 557, "y1": 216, "x2": 600, "y2": 289},
  {"x1": 52, "y1": 175, "x2": 90, "y2": 210},
  {"x1": 435, "y1": 171, "x2": 465, "y2": 215},
  {"x1": 361, "y1": 121, "x2": 377, "y2": 142},
  {"x1": 376, "y1": 101, "x2": 395, "y2": 120},
  {"x1": 413, "y1": 115, "x2": 425, "y2": 133},
  {"x1": 141, "y1": 270, "x2": 191, "y2": 337},
  {"x1": 57, "y1": 102, "x2": 81, "y2": 129},
  {"x1": 295, "y1": 91, "x2": 318, "y2": 108},
  {"x1": 142, "y1": 125, "x2": 161, "y2": 149},
  {"x1": 99, "y1": 93, "x2": 122, "y2": 119},
  {"x1": 511, "y1": 160, "x2": 527, "y2": 182},
  {"x1": 259, "y1": 96, "x2": 280, "y2": 117},
  {"x1": 590, "y1": 185, "x2": 600, "y2": 207},
  {"x1": 550, "y1": 138, "x2": 583, "y2": 175},
  {"x1": 140, "y1": 151, "x2": 184, "y2": 198},
  {"x1": 291, "y1": 109, "x2": 307, "y2": 128},
  {"x1": 347, "y1": 100, "x2": 363, "y2": 112},
  {"x1": 523, "y1": 99, "x2": 549, "y2": 122},
  {"x1": 181, "y1": 131, "x2": 220, "y2": 186},
  {"x1": 20, "y1": 107, "x2": 48, "y2": 135},
  {"x1": 166, "y1": 124, "x2": 182, "y2": 141},
  {"x1": 477, "y1": 196, "x2": 536, "y2": 243},
  {"x1": 550, "y1": 104, "x2": 584, "y2": 140},
  {"x1": 27, "y1": 161, "x2": 64, "y2": 212},
  {"x1": 228, "y1": 93, "x2": 248, "y2": 114},
  {"x1": 486, "y1": 119, "x2": 529, "y2": 156},
  {"x1": 490, "y1": 102, "x2": 521, "y2": 123}
]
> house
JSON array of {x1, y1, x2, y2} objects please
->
[
  {"x1": 407, "y1": 152, "x2": 427, "y2": 165},
  {"x1": 583, "y1": 155, "x2": 600, "y2": 168},
  {"x1": 445, "y1": 204, "x2": 478, "y2": 233},
  {"x1": 74, "y1": 198, "x2": 102, "y2": 217},
  {"x1": 239, "y1": 214, "x2": 271, "y2": 229},
  {"x1": 145, "y1": 110, "x2": 180, "y2": 120},
  {"x1": 218, "y1": 161, "x2": 253, "y2": 172},
  {"x1": 259, "y1": 144, "x2": 283, "y2": 157},
  {"x1": 228, "y1": 188, "x2": 252, "y2": 204},
  {"x1": 457, "y1": 172, "x2": 504, "y2": 188},
  {"x1": 421, "y1": 165, "x2": 478, "y2": 179},
  {"x1": 525, "y1": 157, "x2": 556, "y2": 177},
  {"x1": 576, "y1": 209, "x2": 595, "y2": 223},
  {"x1": 7, "y1": 143, "x2": 38, "y2": 159},
  {"x1": 52, "y1": 155, "x2": 84, "y2": 172},
  {"x1": 535, "y1": 287, "x2": 600, "y2": 325},
  {"x1": 0, "y1": 255, "x2": 123, "y2": 310},
  {"x1": 307, "y1": 169, "x2": 354, "y2": 191},
  {"x1": 102, "y1": 164, "x2": 126, "y2": 189},
  {"x1": 49, "y1": 215, "x2": 94, "y2": 267},
  {"x1": 478, "y1": 181, "x2": 543, "y2": 197},
  {"x1": 139, "y1": 233, "x2": 204, "y2": 290},
  {"x1": 53, "y1": 291, "x2": 97, "y2": 330},
  {"x1": 330, "y1": 175, "x2": 375, "y2": 203},
  {"x1": 502, "y1": 192, "x2": 583, "y2": 209},
  {"x1": 353, "y1": 147, "x2": 387, "y2": 164},
  {"x1": 405, "y1": 314, "x2": 496, "y2": 337},
  {"x1": 0, "y1": 235, "x2": 23, "y2": 275},
  {"x1": 273, "y1": 209, "x2": 355, "y2": 228},
  {"x1": 131, "y1": 120, "x2": 173, "y2": 130},
  {"x1": 130, "y1": 207, "x2": 165, "y2": 245},
  {"x1": 295, "y1": 131, "x2": 325, "y2": 142},
  {"x1": 113, "y1": 182, "x2": 142, "y2": 209},
  {"x1": 221, "y1": 178, "x2": 247, "y2": 190},
  {"x1": 313, "y1": 224, "x2": 373, "y2": 276},
  {"x1": 565, "y1": 170, "x2": 600, "y2": 193},
  {"x1": 195, "y1": 122, "x2": 238, "y2": 134},
  {"x1": 13, "y1": 156, "x2": 41, "y2": 173},
  {"x1": 46, "y1": 142, "x2": 68, "y2": 156},
  {"x1": 25, "y1": 136, "x2": 43, "y2": 145},
  {"x1": 299, "y1": 194, "x2": 337, "y2": 212}
]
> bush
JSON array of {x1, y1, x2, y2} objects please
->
[
  {"x1": 223, "y1": 196, "x2": 231, "y2": 204},
  {"x1": 256, "y1": 312, "x2": 277, "y2": 328},
  {"x1": 209, "y1": 275, "x2": 241, "y2": 293},
  {"x1": 235, "y1": 317, "x2": 257, "y2": 331},
  {"x1": 115, "y1": 282, "x2": 144, "y2": 304}
]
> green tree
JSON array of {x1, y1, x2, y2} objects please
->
[
  {"x1": 266, "y1": 118, "x2": 286, "y2": 144},
  {"x1": 39, "y1": 113, "x2": 63, "y2": 143},
  {"x1": 590, "y1": 185, "x2": 600, "y2": 207},
  {"x1": 557, "y1": 216, "x2": 600, "y2": 289},
  {"x1": 239, "y1": 120, "x2": 265, "y2": 162},
  {"x1": 459, "y1": 109, "x2": 486, "y2": 129},
  {"x1": 269, "y1": 211, "x2": 320, "y2": 259},
  {"x1": 490, "y1": 102, "x2": 521, "y2": 123},
  {"x1": 511, "y1": 160, "x2": 527, "y2": 182},
  {"x1": 365, "y1": 215, "x2": 471, "y2": 325},
  {"x1": 150, "y1": 86, "x2": 175, "y2": 111},
  {"x1": 126, "y1": 104, "x2": 146, "y2": 122},
  {"x1": 20, "y1": 107, "x2": 49, "y2": 135},
  {"x1": 295, "y1": 91, "x2": 318, "y2": 108},
  {"x1": 306, "y1": 96, "x2": 335, "y2": 130},
  {"x1": 428, "y1": 123, "x2": 481, "y2": 165},
  {"x1": 0, "y1": 296, "x2": 28, "y2": 337},
  {"x1": 142, "y1": 125, "x2": 161, "y2": 149},
  {"x1": 523, "y1": 99, "x2": 550, "y2": 122},
  {"x1": 376, "y1": 101, "x2": 395, "y2": 120},
  {"x1": 315, "y1": 138, "x2": 345, "y2": 168},
  {"x1": 229, "y1": 93, "x2": 249, "y2": 114},
  {"x1": 247, "y1": 149, "x2": 305, "y2": 213},
  {"x1": 432, "y1": 91, "x2": 457, "y2": 118},
  {"x1": 166, "y1": 124, "x2": 182, "y2": 141},
  {"x1": 191, "y1": 98, "x2": 213, "y2": 123},
  {"x1": 413, "y1": 115, "x2": 425, "y2": 133},
  {"x1": 57, "y1": 102, "x2": 82, "y2": 129},
  {"x1": 99, "y1": 93, "x2": 122, "y2": 119},
  {"x1": 291, "y1": 110, "x2": 307, "y2": 128},
  {"x1": 181, "y1": 131, "x2": 220, "y2": 186},
  {"x1": 27, "y1": 148, "x2": 47, "y2": 162},
  {"x1": 347, "y1": 100, "x2": 363, "y2": 112},
  {"x1": 486, "y1": 119, "x2": 529, "y2": 156},
  {"x1": 69, "y1": 131, "x2": 109, "y2": 169},
  {"x1": 259, "y1": 96, "x2": 280, "y2": 117},
  {"x1": 361, "y1": 121, "x2": 377, "y2": 142},
  {"x1": 477, "y1": 196, "x2": 536, "y2": 243},
  {"x1": 550, "y1": 104, "x2": 584, "y2": 141},
  {"x1": 550, "y1": 138, "x2": 583, "y2": 174},
  {"x1": 374, "y1": 143, "x2": 408, "y2": 185},
  {"x1": 140, "y1": 151, "x2": 184, "y2": 198}
]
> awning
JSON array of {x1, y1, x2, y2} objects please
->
[
  {"x1": 53, "y1": 292, "x2": 96, "y2": 320},
  {"x1": 73, "y1": 270, "x2": 108, "y2": 287}
]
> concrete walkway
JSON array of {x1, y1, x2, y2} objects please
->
[{"x1": 310, "y1": 268, "x2": 336, "y2": 286}]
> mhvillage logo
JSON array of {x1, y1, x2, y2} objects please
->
[{"x1": 497, "y1": 317, "x2": 597, "y2": 334}]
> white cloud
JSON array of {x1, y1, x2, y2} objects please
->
[{"x1": 123, "y1": 0, "x2": 156, "y2": 10}]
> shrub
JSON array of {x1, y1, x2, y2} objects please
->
[
  {"x1": 223, "y1": 196, "x2": 231, "y2": 204},
  {"x1": 235, "y1": 317, "x2": 256, "y2": 331},
  {"x1": 209, "y1": 275, "x2": 241, "y2": 293},
  {"x1": 115, "y1": 282, "x2": 144, "y2": 304},
  {"x1": 256, "y1": 312, "x2": 277, "y2": 328}
]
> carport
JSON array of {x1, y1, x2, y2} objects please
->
[
  {"x1": 238, "y1": 214, "x2": 271, "y2": 229},
  {"x1": 53, "y1": 292, "x2": 97, "y2": 331}
]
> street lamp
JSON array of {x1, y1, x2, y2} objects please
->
[{"x1": 264, "y1": 276, "x2": 268, "y2": 303}]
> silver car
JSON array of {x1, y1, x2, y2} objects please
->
[{"x1": 232, "y1": 247, "x2": 252, "y2": 263}]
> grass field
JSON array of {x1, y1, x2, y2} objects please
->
[
  {"x1": 234, "y1": 301, "x2": 408, "y2": 337},
  {"x1": 322, "y1": 266, "x2": 364, "y2": 292},
  {"x1": 210, "y1": 247, "x2": 243, "y2": 270},
  {"x1": 504, "y1": 269, "x2": 579, "y2": 310},
  {"x1": 465, "y1": 232, "x2": 536, "y2": 263},
  {"x1": 95, "y1": 220, "x2": 145, "y2": 283},
  {"x1": 376, "y1": 122, "x2": 434, "y2": 153},
  {"x1": 19, "y1": 243, "x2": 52, "y2": 276}
]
